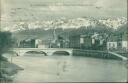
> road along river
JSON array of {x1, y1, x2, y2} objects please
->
[{"x1": 3, "y1": 53, "x2": 128, "y2": 82}]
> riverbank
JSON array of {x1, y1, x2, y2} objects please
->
[
  {"x1": 114, "y1": 51, "x2": 128, "y2": 69},
  {"x1": 73, "y1": 49, "x2": 128, "y2": 60},
  {"x1": 0, "y1": 57, "x2": 23, "y2": 82},
  {"x1": 115, "y1": 51, "x2": 128, "y2": 58},
  {"x1": 73, "y1": 49, "x2": 128, "y2": 70}
]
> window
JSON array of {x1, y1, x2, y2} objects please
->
[
  {"x1": 113, "y1": 44, "x2": 115, "y2": 48},
  {"x1": 109, "y1": 43, "x2": 111, "y2": 46}
]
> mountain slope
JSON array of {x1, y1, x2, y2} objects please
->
[{"x1": 3, "y1": 17, "x2": 127, "y2": 32}]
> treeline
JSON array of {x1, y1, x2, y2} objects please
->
[
  {"x1": 0, "y1": 31, "x2": 23, "y2": 81},
  {"x1": 0, "y1": 32, "x2": 13, "y2": 57},
  {"x1": 13, "y1": 23, "x2": 127, "y2": 41},
  {"x1": 60, "y1": 23, "x2": 115, "y2": 39},
  {"x1": 0, "y1": 31, "x2": 13, "y2": 78}
]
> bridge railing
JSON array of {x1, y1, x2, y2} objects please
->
[{"x1": 12, "y1": 48, "x2": 73, "y2": 50}]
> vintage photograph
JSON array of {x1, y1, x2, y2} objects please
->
[{"x1": 0, "y1": 0, "x2": 128, "y2": 82}]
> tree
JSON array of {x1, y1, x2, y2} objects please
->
[
  {"x1": 0, "y1": 32, "x2": 13, "y2": 56},
  {"x1": 0, "y1": 31, "x2": 13, "y2": 78}
]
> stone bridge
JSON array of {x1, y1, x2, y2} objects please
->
[{"x1": 9, "y1": 48, "x2": 73, "y2": 56}]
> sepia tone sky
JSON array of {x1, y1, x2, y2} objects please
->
[{"x1": 1, "y1": 0, "x2": 127, "y2": 21}]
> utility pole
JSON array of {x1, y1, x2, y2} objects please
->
[
  {"x1": 0, "y1": 0, "x2": 1, "y2": 76},
  {"x1": 0, "y1": 0, "x2": 1, "y2": 31},
  {"x1": 53, "y1": 26, "x2": 56, "y2": 43},
  {"x1": 127, "y1": 22, "x2": 128, "y2": 51},
  {"x1": 52, "y1": 20, "x2": 58, "y2": 45}
]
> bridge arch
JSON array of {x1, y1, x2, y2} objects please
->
[
  {"x1": 11, "y1": 48, "x2": 73, "y2": 56},
  {"x1": 24, "y1": 51, "x2": 47, "y2": 56},
  {"x1": 52, "y1": 51, "x2": 70, "y2": 56},
  {"x1": 39, "y1": 51, "x2": 47, "y2": 56}
]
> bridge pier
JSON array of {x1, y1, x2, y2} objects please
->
[
  {"x1": 46, "y1": 52, "x2": 53, "y2": 56},
  {"x1": 14, "y1": 50, "x2": 25, "y2": 56}
]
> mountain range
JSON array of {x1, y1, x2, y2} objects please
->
[
  {"x1": 3, "y1": 17, "x2": 127, "y2": 32},
  {"x1": 4, "y1": 17, "x2": 126, "y2": 41}
]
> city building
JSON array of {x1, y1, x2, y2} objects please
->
[
  {"x1": 35, "y1": 39, "x2": 49, "y2": 48},
  {"x1": 69, "y1": 34, "x2": 92, "y2": 49},
  {"x1": 121, "y1": 32, "x2": 128, "y2": 50},
  {"x1": 57, "y1": 35, "x2": 64, "y2": 48},
  {"x1": 80, "y1": 35, "x2": 92, "y2": 49},
  {"x1": 91, "y1": 33, "x2": 107, "y2": 50},
  {"x1": 35, "y1": 39, "x2": 42, "y2": 48},
  {"x1": 116, "y1": 24, "x2": 128, "y2": 51},
  {"x1": 19, "y1": 38, "x2": 36, "y2": 48},
  {"x1": 107, "y1": 35, "x2": 118, "y2": 50},
  {"x1": 50, "y1": 35, "x2": 69, "y2": 48},
  {"x1": 107, "y1": 31, "x2": 128, "y2": 51},
  {"x1": 69, "y1": 33, "x2": 107, "y2": 50},
  {"x1": 69, "y1": 35, "x2": 81, "y2": 49}
]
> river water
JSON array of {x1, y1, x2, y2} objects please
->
[{"x1": 3, "y1": 53, "x2": 128, "y2": 82}]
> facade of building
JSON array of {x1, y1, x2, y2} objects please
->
[
  {"x1": 69, "y1": 33, "x2": 107, "y2": 50},
  {"x1": 107, "y1": 31, "x2": 128, "y2": 51},
  {"x1": 121, "y1": 32, "x2": 128, "y2": 50},
  {"x1": 50, "y1": 35, "x2": 70, "y2": 48},
  {"x1": 19, "y1": 38, "x2": 36, "y2": 48},
  {"x1": 91, "y1": 33, "x2": 107, "y2": 50},
  {"x1": 35, "y1": 39, "x2": 49, "y2": 48},
  {"x1": 69, "y1": 34, "x2": 92, "y2": 49},
  {"x1": 80, "y1": 35, "x2": 92, "y2": 49},
  {"x1": 122, "y1": 41, "x2": 128, "y2": 50},
  {"x1": 69, "y1": 35, "x2": 81, "y2": 49},
  {"x1": 107, "y1": 35, "x2": 118, "y2": 50},
  {"x1": 35, "y1": 39, "x2": 42, "y2": 48},
  {"x1": 107, "y1": 42, "x2": 118, "y2": 50}
]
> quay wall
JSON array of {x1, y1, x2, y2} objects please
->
[
  {"x1": 73, "y1": 49, "x2": 127, "y2": 60},
  {"x1": 115, "y1": 52, "x2": 128, "y2": 58}
]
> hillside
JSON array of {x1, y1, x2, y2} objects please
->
[
  {"x1": 11, "y1": 17, "x2": 127, "y2": 41},
  {"x1": 3, "y1": 17, "x2": 127, "y2": 32},
  {"x1": 13, "y1": 24, "x2": 116, "y2": 41}
]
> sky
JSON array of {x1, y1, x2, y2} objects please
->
[{"x1": 1, "y1": 0, "x2": 127, "y2": 22}]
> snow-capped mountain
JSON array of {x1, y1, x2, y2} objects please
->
[{"x1": 2, "y1": 17, "x2": 127, "y2": 32}]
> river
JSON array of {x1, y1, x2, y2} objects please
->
[{"x1": 3, "y1": 53, "x2": 128, "y2": 82}]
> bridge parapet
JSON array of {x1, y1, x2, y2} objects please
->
[{"x1": 10, "y1": 48, "x2": 73, "y2": 56}]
